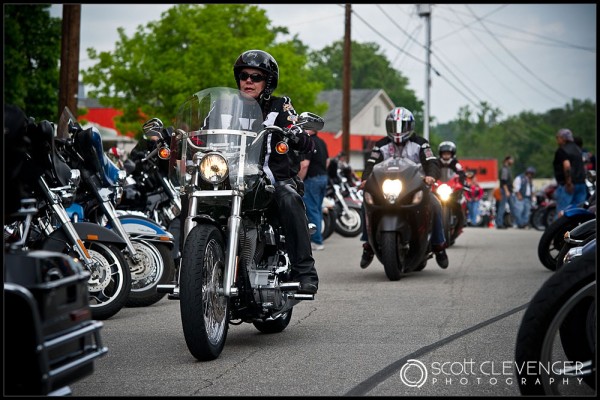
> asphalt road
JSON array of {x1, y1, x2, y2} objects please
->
[{"x1": 69, "y1": 225, "x2": 587, "y2": 396}]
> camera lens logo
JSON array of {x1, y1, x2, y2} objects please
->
[{"x1": 399, "y1": 359, "x2": 428, "y2": 388}]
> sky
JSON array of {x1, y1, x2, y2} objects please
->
[{"x1": 48, "y1": 3, "x2": 596, "y2": 125}]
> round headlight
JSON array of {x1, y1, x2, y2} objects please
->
[
  {"x1": 199, "y1": 153, "x2": 228, "y2": 184},
  {"x1": 436, "y1": 183, "x2": 452, "y2": 202}
]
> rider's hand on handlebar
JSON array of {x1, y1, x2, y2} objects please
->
[{"x1": 424, "y1": 176, "x2": 436, "y2": 186}]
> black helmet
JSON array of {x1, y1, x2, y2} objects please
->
[
  {"x1": 233, "y1": 50, "x2": 279, "y2": 98},
  {"x1": 385, "y1": 107, "x2": 415, "y2": 145},
  {"x1": 438, "y1": 141, "x2": 457, "y2": 158}
]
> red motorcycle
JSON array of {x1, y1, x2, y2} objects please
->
[{"x1": 434, "y1": 169, "x2": 467, "y2": 247}]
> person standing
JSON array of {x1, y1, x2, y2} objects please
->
[
  {"x1": 299, "y1": 129, "x2": 330, "y2": 251},
  {"x1": 495, "y1": 155, "x2": 514, "y2": 229},
  {"x1": 512, "y1": 166, "x2": 536, "y2": 229},
  {"x1": 552, "y1": 128, "x2": 587, "y2": 218},
  {"x1": 464, "y1": 170, "x2": 484, "y2": 226}
]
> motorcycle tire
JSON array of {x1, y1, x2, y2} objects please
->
[
  {"x1": 543, "y1": 204, "x2": 557, "y2": 227},
  {"x1": 334, "y1": 206, "x2": 363, "y2": 237},
  {"x1": 530, "y1": 205, "x2": 548, "y2": 231},
  {"x1": 442, "y1": 206, "x2": 453, "y2": 247},
  {"x1": 125, "y1": 241, "x2": 176, "y2": 308},
  {"x1": 322, "y1": 208, "x2": 336, "y2": 241},
  {"x1": 514, "y1": 256, "x2": 595, "y2": 395},
  {"x1": 537, "y1": 214, "x2": 594, "y2": 271},
  {"x1": 85, "y1": 241, "x2": 132, "y2": 320},
  {"x1": 253, "y1": 309, "x2": 293, "y2": 334},
  {"x1": 380, "y1": 232, "x2": 403, "y2": 281},
  {"x1": 179, "y1": 224, "x2": 229, "y2": 361}
]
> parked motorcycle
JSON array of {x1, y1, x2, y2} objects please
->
[
  {"x1": 321, "y1": 196, "x2": 336, "y2": 240},
  {"x1": 325, "y1": 163, "x2": 363, "y2": 238},
  {"x1": 537, "y1": 191, "x2": 596, "y2": 271},
  {"x1": 515, "y1": 237, "x2": 596, "y2": 395},
  {"x1": 434, "y1": 167, "x2": 467, "y2": 246},
  {"x1": 55, "y1": 108, "x2": 176, "y2": 307},
  {"x1": 530, "y1": 183, "x2": 557, "y2": 231},
  {"x1": 4, "y1": 198, "x2": 108, "y2": 396},
  {"x1": 157, "y1": 87, "x2": 324, "y2": 361},
  {"x1": 3, "y1": 109, "x2": 132, "y2": 320},
  {"x1": 555, "y1": 217, "x2": 596, "y2": 270},
  {"x1": 363, "y1": 157, "x2": 434, "y2": 281}
]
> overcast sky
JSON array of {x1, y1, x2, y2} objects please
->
[{"x1": 49, "y1": 3, "x2": 596, "y2": 125}]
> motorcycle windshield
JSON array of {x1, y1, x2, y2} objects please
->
[{"x1": 169, "y1": 87, "x2": 266, "y2": 189}]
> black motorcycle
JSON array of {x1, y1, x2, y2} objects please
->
[
  {"x1": 515, "y1": 237, "x2": 596, "y2": 395},
  {"x1": 55, "y1": 108, "x2": 176, "y2": 307},
  {"x1": 362, "y1": 157, "x2": 434, "y2": 281},
  {"x1": 157, "y1": 87, "x2": 324, "y2": 361},
  {"x1": 3, "y1": 108, "x2": 132, "y2": 320}
]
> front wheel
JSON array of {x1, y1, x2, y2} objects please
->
[
  {"x1": 537, "y1": 214, "x2": 594, "y2": 271},
  {"x1": 253, "y1": 309, "x2": 293, "y2": 334},
  {"x1": 85, "y1": 241, "x2": 132, "y2": 320},
  {"x1": 125, "y1": 241, "x2": 176, "y2": 307},
  {"x1": 514, "y1": 256, "x2": 596, "y2": 395},
  {"x1": 322, "y1": 208, "x2": 336, "y2": 240},
  {"x1": 334, "y1": 206, "x2": 363, "y2": 237},
  {"x1": 380, "y1": 232, "x2": 403, "y2": 281},
  {"x1": 179, "y1": 224, "x2": 229, "y2": 361}
]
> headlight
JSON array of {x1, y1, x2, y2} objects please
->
[
  {"x1": 563, "y1": 246, "x2": 583, "y2": 265},
  {"x1": 437, "y1": 183, "x2": 452, "y2": 202},
  {"x1": 382, "y1": 179, "x2": 402, "y2": 204},
  {"x1": 199, "y1": 153, "x2": 228, "y2": 184}
]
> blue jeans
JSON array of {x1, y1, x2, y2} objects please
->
[
  {"x1": 302, "y1": 174, "x2": 328, "y2": 245},
  {"x1": 495, "y1": 190, "x2": 514, "y2": 227},
  {"x1": 555, "y1": 183, "x2": 588, "y2": 218},
  {"x1": 467, "y1": 200, "x2": 480, "y2": 225},
  {"x1": 511, "y1": 195, "x2": 532, "y2": 227}
]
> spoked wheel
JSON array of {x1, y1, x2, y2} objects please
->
[
  {"x1": 253, "y1": 309, "x2": 293, "y2": 334},
  {"x1": 85, "y1": 241, "x2": 132, "y2": 320},
  {"x1": 180, "y1": 224, "x2": 229, "y2": 361},
  {"x1": 125, "y1": 241, "x2": 175, "y2": 307},
  {"x1": 515, "y1": 256, "x2": 596, "y2": 395}
]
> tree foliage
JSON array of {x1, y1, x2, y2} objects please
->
[
  {"x1": 81, "y1": 4, "x2": 325, "y2": 137},
  {"x1": 4, "y1": 4, "x2": 61, "y2": 121}
]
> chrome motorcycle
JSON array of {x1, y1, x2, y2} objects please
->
[{"x1": 158, "y1": 87, "x2": 324, "y2": 361}]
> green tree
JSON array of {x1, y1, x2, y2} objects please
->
[
  {"x1": 308, "y1": 40, "x2": 423, "y2": 121},
  {"x1": 81, "y1": 4, "x2": 324, "y2": 137},
  {"x1": 4, "y1": 4, "x2": 61, "y2": 121}
]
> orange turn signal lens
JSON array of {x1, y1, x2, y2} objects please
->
[{"x1": 275, "y1": 141, "x2": 289, "y2": 154}]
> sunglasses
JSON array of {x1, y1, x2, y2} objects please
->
[{"x1": 239, "y1": 71, "x2": 266, "y2": 83}]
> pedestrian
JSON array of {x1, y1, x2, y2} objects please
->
[
  {"x1": 495, "y1": 155, "x2": 515, "y2": 229},
  {"x1": 552, "y1": 128, "x2": 587, "y2": 219},
  {"x1": 512, "y1": 166, "x2": 536, "y2": 229},
  {"x1": 464, "y1": 170, "x2": 484, "y2": 226},
  {"x1": 232, "y1": 49, "x2": 319, "y2": 294},
  {"x1": 299, "y1": 128, "x2": 330, "y2": 251},
  {"x1": 358, "y1": 106, "x2": 448, "y2": 269}
]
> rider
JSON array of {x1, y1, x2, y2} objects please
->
[
  {"x1": 438, "y1": 141, "x2": 467, "y2": 186},
  {"x1": 359, "y1": 106, "x2": 449, "y2": 269},
  {"x1": 233, "y1": 49, "x2": 319, "y2": 294}
]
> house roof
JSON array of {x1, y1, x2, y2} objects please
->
[{"x1": 317, "y1": 88, "x2": 392, "y2": 134}]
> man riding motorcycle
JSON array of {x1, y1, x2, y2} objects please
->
[{"x1": 358, "y1": 106, "x2": 449, "y2": 269}]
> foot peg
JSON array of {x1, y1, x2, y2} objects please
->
[{"x1": 279, "y1": 282, "x2": 315, "y2": 300}]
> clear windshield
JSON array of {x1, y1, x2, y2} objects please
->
[{"x1": 168, "y1": 87, "x2": 266, "y2": 189}]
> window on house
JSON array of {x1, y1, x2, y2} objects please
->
[{"x1": 374, "y1": 106, "x2": 381, "y2": 126}]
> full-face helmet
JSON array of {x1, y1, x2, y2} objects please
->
[
  {"x1": 385, "y1": 107, "x2": 415, "y2": 145},
  {"x1": 438, "y1": 141, "x2": 457, "y2": 165},
  {"x1": 233, "y1": 50, "x2": 279, "y2": 98}
]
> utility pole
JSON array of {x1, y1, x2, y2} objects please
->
[
  {"x1": 417, "y1": 4, "x2": 431, "y2": 140},
  {"x1": 58, "y1": 4, "x2": 81, "y2": 119},
  {"x1": 342, "y1": 4, "x2": 351, "y2": 158}
]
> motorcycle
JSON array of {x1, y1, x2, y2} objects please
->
[
  {"x1": 555, "y1": 217, "x2": 596, "y2": 270},
  {"x1": 515, "y1": 237, "x2": 596, "y2": 395},
  {"x1": 4, "y1": 198, "x2": 108, "y2": 395},
  {"x1": 537, "y1": 191, "x2": 596, "y2": 271},
  {"x1": 325, "y1": 162, "x2": 363, "y2": 238},
  {"x1": 362, "y1": 157, "x2": 434, "y2": 281},
  {"x1": 530, "y1": 183, "x2": 557, "y2": 231},
  {"x1": 55, "y1": 107, "x2": 176, "y2": 308},
  {"x1": 434, "y1": 167, "x2": 467, "y2": 246},
  {"x1": 3, "y1": 110, "x2": 132, "y2": 320},
  {"x1": 157, "y1": 87, "x2": 324, "y2": 361}
]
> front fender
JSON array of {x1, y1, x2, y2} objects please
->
[
  {"x1": 377, "y1": 214, "x2": 410, "y2": 233},
  {"x1": 42, "y1": 222, "x2": 127, "y2": 252},
  {"x1": 116, "y1": 215, "x2": 174, "y2": 246},
  {"x1": 563, "y1": 207, "x2": 595, "y2": 218}
]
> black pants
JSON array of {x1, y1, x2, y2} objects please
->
[{"x1": 274, "y1": 184, "x2": 319, "y2": 285}]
